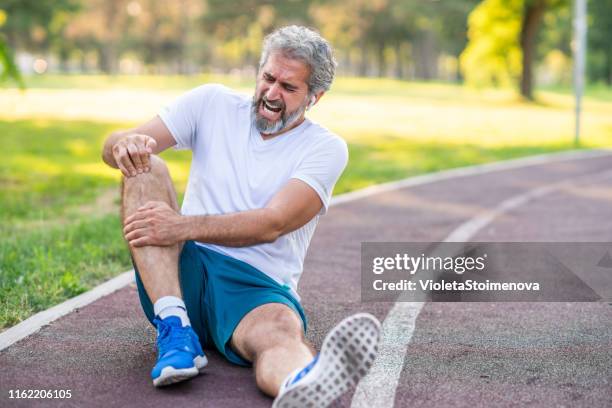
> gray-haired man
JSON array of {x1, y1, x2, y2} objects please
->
[{"x1": 102, "y1": 25, "x2": 380, "y2": 407}]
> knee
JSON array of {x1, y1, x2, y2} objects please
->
[
  {"x1": 254, "y1": 309, "x2": 304, "y2": 349},
  {"x1": 271, "y1": 308, "x2": 304, "y2": 336},
  {"x1": 122, "y1": 155, "x2": 169, "y2": 185},
  {"x1": 148, "y1": 155, "x2": 170, "y2": 178}
]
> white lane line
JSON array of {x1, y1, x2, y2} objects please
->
[
  {"x1": 0, "y1": 271, "x2": 134, "y2": 351},
  {"x1": 331, "y1": 148, "x2": 611, "y2": 207},
  {"x1": 0, "y1": 148, "x2": 610, "y2": 352},
  {"x1": 350, "y1": 167, "x2": 612, "y2": 408}
]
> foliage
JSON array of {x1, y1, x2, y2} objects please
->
[
  {"x1": 588, "y1": 0, "x2": 612, "y2": 84},
  {"x1": 0, "y1": 33, "x2": 22, "y2": 87},
  {"x1": 460, "y1": 0, "x2": 523, "y2": 88},
  {"x1": 461, "y1": 0, "x2": 574, "y2": 98},
  {"x1": 0, "y1": 0, "x2": 80, "y2": 50},
  {"x1": 0, "y1": 0, "x2": 610, "y2": 88},
  {"x1": 0, "y1": 8, "x2": 23, "y2": 87}
]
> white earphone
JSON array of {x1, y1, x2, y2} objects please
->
[{"x1": 307, "y1": 96, "x2": 316, "y2": 110}]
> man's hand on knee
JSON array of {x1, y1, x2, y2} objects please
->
[
  {"x1": 124, "y1": 201, "x2": 186, "y2": 247},
  {"x1": 112, "y1": 133, "x2": 157, "y2": 178}
]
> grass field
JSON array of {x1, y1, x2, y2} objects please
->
[{"x1": 1, "y1": 75, "x2": 611, "y2": 329}]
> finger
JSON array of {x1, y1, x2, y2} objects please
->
[
  {"x1": 117, "y1": 161, "x2": 130, "y2": 178},
  {"x1": 113, "y1": 145, "x2": 131, "y2": 177},
  {"x1": 144, "y1": 137, "x2": 157, "y2": 154},
  {"x1": 140, "y1": 144, "x2": 151, "y2": 172},
  {"x1": 120, "y1": 149, "x2": 138, "y2": 177},
  {"x1": 138, "y1": 201, "x2": 160, "y2": 211},
  {"x1": 123, "y1": 219, "x2": 148, "y2": 235},
  {"x1": 127, "y1": 143, "x2": 144, "y2": 173},
  {"x1": 124, "y1": 209, "x2": 149, "y2": 225},
  {"x1": 129, "y1": 236, "x2": 151, "y2": 248},
  {"x1": 125, "y1": 229, "x2": 146, "y2": 242}
]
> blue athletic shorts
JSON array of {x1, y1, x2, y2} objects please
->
[{"x1": 133, "y1": 240, "x2": 307, "y2": 366}]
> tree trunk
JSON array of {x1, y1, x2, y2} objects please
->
[
  {"x1": 98, "y1": 45, "x2": 116, "y2": 74},
  {"x1": 376, "y1": 41, "x2": 386, "y2": 77},
  {"x1": 177, "y1": 0, "x2": 189, "y2": 75},
  {"x1": 343, "y1": 48, "x2": 352, "y2": 76},
  {"x1": 606, "y1": 49, "x2": 612, "y2": 86},
  {"x1": 413, "y1": 29, "x2": 438, "y2": 80},
  {"x1": 80, "y1": 51, "x2": 88, "y2": 73},
  {"x1": 394, "y1": 42, "x2": 403, "y2": 79},
  {"x1": 359, "y1": 40, "x2": 368, "y2": 77},
  {"x1": 520, "y1": 0, "x2": 547, "y2": 100},
  {"x1": 100, "y1": 0, "x2": 122, "y2": 74}
]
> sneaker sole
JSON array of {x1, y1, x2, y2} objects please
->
[
  {"x1": 153, "y1": 355, "x2": 208, "y2": 387},
  {"x1": 273, "y1": 313, "x2": 381, "y2": 408}
]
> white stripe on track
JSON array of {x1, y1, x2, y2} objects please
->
[
  {"x1": 350, "y1": 167, "x2": 612, "y2": 408},
  {"x1": 0, "y1": 271, "x2": 134, "y2": 351},
  {"x1": 0, "y1": 149, "x2": 610, "y2": 352}
]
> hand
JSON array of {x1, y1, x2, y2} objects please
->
[
  {"x1": 123, "y1": 201, "x2": 184, "y2": 247},
  {"x1": 112, "y1": 133, "x2": 157, "y2": 177}
]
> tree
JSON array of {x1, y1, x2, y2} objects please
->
[
  {"x1": 460, "y1": 0, "x2": 523, "y2": 88},
  {"x1": 201, "y1": 0, "x2": 312, "y2": 70},
  {"x1": 0, "y1": 0, "x2": 79, "y2": 54},
  {"x1": 0, "y1": 35, "x2": 23, "y2": 88},
  {"x1": 520, "y1": 0, "x2": 548, "y2": 99},
  {"x1": 588, "y1": 0, "x2": 612, "y2": 85},
  {"x1": 461, "y1": 0, "x2": 567, "y2": 99},
  {"x1": 519, "y1": 0, "x2": 566, "y2": 99}
]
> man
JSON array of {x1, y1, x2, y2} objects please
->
[{"x1": 101, "y1": 25, "x2": 380, "y2": 407}]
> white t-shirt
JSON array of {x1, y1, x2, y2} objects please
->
[{"x1": 158, "y1": 84, "x2": 348, "y2": 297}]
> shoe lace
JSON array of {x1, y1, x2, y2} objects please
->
[{"x1": 154, "y1": 318, "x2": 193, "y2": 356}]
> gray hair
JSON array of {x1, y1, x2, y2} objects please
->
[{"x1": 259, "y1": 25, "x2": 337, "y2": 95}]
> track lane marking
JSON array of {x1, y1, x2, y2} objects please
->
[{"x1": 350, "y1": 167, "x2": 612, "y2": 408}]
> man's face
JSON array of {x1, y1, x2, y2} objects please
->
[{"x1": 252, "y1": 51, "x2": 312, "y2": 135}]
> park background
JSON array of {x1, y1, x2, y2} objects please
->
[{"x1": 0, "y1": 0, "x2": 611, "y2": 330}]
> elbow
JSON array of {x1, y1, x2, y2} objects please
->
[
  {"x1": 261, "y1": 233, "x2": 280, "y2": 244},
  {"x1": 261, "y1": 225, "x2": 282, "y2": 244},
  {"x1": 261, "y1": 210, "x2": 285, "y2": 243}
]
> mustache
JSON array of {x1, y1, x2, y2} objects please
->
[{"x1": 260, "y1": 95, "x2": 285, "y2": 110}]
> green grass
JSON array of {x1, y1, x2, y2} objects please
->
[
  {"x1": 340, "y1": 137, "x2": 574, "y2": 192},
  {"x1": 1, "y1": 76, "x2": 611, "y2": 329},
  {"x1": 0, "y1": 118, "x2": 192, "y2": 328},
  {"x1": 0, "y1": 215, "x2": 129, "y2": 327}
]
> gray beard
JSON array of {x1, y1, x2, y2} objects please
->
[{"x1": 251, "y1": 97, "x2": 308, "y2": 134}]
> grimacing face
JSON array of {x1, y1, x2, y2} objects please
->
[{"x1": 252, "y1": 51, "x2": 318, "y2": 136}]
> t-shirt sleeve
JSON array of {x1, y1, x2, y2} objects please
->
[
  {"x1": 158, "y1": 84, "x2": 221, "y2": 150},
  {"x1": 291, "y1": 136, "x2": 349, "y2": 215}
]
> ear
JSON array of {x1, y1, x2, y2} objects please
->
[
  {"x1": 308, "y1": 91, "x2": 325, "y2": 110},
  {"x1": 308, "y1": 96, "x2": 316, "y2": 109}
]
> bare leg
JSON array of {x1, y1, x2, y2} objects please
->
[
  {"x1": 121, "y1": 155, "x2": 182, "y2": 303},
  {"x1": 231, "y1": 303, "x2": 314, "y2": 397}
]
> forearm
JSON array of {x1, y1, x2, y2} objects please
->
[{"x1": 182, "y1": 208, "x2": 283, "y2": 247}]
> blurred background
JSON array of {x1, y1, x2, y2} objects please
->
[{"x1": 0, "y1": 0, "x2": 611, "y2": 329}]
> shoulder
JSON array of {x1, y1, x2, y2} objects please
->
[
  {"x1": 183, "y1": 83, "x2": 249, "y2": 108},
  {"x1": 303, "y1": 121, "x2": 348, "y2": 159}
]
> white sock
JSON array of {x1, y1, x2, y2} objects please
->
[{"x1": 153, "y1": 296, "x2": 191, "y2": 327}]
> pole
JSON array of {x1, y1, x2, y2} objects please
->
[{"x1": 573, "y1": 0, "x2": 587, "y2": 146}]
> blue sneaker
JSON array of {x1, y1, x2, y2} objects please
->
[
  {"x1": 151, "y1": 316, "x2": 208, "y2": 387},
  {"x1": 272, "y1": 313, "x2": 381, "y2": 408}
]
